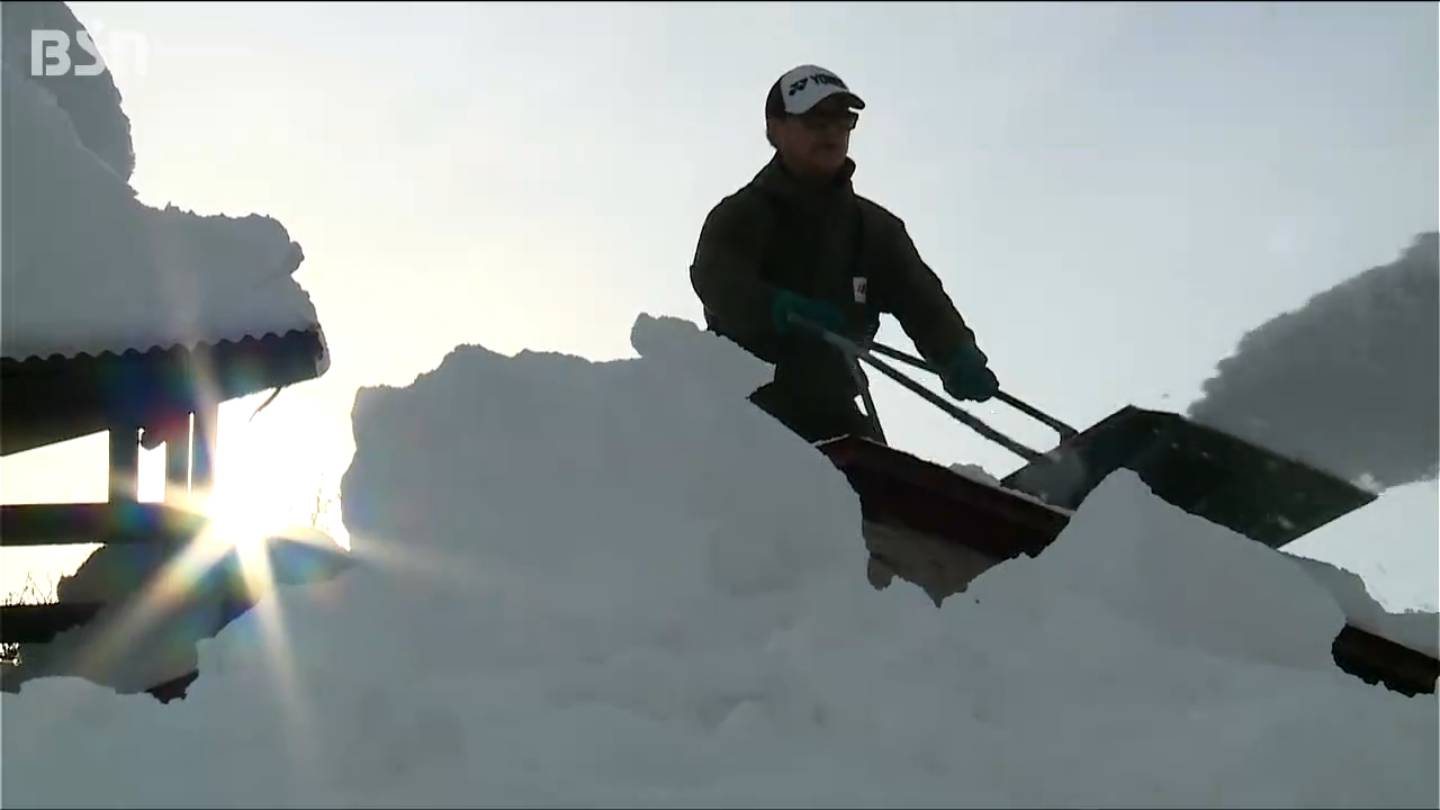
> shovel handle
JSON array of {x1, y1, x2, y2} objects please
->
[
  {"x1": 853, "y1": 351, "x2": 1045, "y2": 462},
  {"x1": 864, "y1": 342, "x2": 1079, "y2": 441},
  {"x1": 787, "y1": 314, "x2": 1046, "y2": 463}
]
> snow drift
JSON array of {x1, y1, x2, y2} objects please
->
[
  {"x1": 2, "y1": 315, "x2": 1434, "y2": 808},
  {"x1": 0, "y1": 10, "x2": 319, "y2": 361},
  {"x1": 1188, "y1": 232, "x2": 1439, "y2": 490}
]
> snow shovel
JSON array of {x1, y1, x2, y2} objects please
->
[{"x1": 792, "y1": 315, "x2": 1378, "y2": 548}]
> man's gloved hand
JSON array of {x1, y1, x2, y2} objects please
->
[
  {"x1": 940, "y1": 342, "x2": 999, "y2": 402},
  {"x1": 771, "y1": 289, "x2": 847, "y2": 336}
]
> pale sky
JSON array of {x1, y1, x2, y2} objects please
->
[{"x1": 4, "y1": 2, "x2": 1436, "y2": 601}]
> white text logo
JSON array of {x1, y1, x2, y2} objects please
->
[{"x1": 30, "y1": 24, "x2": 149, "y2": 79}]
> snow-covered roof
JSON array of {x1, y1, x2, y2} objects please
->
[{"x1": 0, "y1": 14, "x2": 323, "y2": 364}]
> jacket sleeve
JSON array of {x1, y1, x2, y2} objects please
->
[
  {"x1": 882, "y1": 216, "x2": 981, "y2": 366},
  {"x1": 689, "y1": 194, "x2": 783, "y2": 341}
]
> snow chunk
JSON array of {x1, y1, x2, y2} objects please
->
[
  {"x1": 948, "y1": 459, "x2": 1075, "y2": 516},
  {"x1": 1188, "y1": 232, "x2": 1439, "y2": 489},
  {"x1": 949, "y1": 462, "x2": 1002, "y2": 487}
]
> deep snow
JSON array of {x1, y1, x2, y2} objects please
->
[
  {"x1": 2, "y1": 6, "x2": 1433, "y2": 804},
  {"x1": 3, "y1": 315, "x2": 1434, "y2": 808}
]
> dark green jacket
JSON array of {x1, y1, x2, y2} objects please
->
[{"x1": 690, "y1": 154, "x2": 979, "y2": 398}]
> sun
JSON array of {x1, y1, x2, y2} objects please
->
[
  {"x1": 195, "y1": 477, "x2": 280, "y2": 595},
  {"x1": 60, "y1": 408, "x2": 314, "y2": 690},
  {"x1": 201, "y1": 480, "x2": 274, "y2": 555},
  {"x1": 191, "y1": 408, "x2": 328, "y2": 589},
  {"x1": 130, "y1": 397, "x2": 334, "y2": 596}
]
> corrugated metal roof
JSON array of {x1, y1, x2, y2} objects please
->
[{"x1": 1, "y1": 327, "x2": 329, "y2": 456}]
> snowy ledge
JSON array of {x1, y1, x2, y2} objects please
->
[{"x1": 1, "y1": 30, "x2": 322, "y2": 363}]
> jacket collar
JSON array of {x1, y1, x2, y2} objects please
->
[{"x1": 753, "y1": 153, "x2": 857, "y2": 207}]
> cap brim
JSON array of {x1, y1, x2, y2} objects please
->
[{"x1": 790, "y1": 89, "x2": 866, "y2": 114}]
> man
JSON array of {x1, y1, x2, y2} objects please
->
[{"x1": 689, "y1": 64, "x2": 999, "y2": 445}]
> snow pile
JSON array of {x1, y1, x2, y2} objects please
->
[
  {"x1": 2, "y1": 315, "x2": 1434, "y2": 807},
  {"x1": 0, "y1": 12, "x2": 319, "y2": 361},
  {"x1": 1287, "y1": 478, "x2": 1440, "y2": 613},
  {"x1": 1188, "y1": 232, "x2": 1439, "y2": 490}
]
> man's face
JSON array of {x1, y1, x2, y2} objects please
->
[{"x1": 770, "y1": 96, "x2": 858, "y2": 180}]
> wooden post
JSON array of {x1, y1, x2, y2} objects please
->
[
  {"x1": 108, "y1": 424, "x2": 140, "y2": 504},
  {"x1": 165, "y1": 413, "x2": 193, "y2": 504},
  {"x1": 192, "y1": 402, "x2": 219, "y2": 509}
]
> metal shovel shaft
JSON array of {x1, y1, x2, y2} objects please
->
[
  {"x1": 864, "y1": 342, "x2": 1079, "y2": 440},
  {"x1": 788, "y1": 315, "x2": 1045, "y2": 462},
  {"x1": 855, "y1": 350, "x2": 1045, "y2": 462}
]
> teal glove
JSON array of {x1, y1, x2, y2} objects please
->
[
  {"x1": 940, "y1": 342, "x2": 999, "y2": 402},
  {"x1": 771, "y1": 289, "x2": 846, "y2": 336}
]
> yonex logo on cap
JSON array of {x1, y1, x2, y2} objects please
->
[
  {"x1": 787, "y1": 73, "x2": 848, "y2": 97},
  {"x1": 769, "y1": 64, "x2": 866, "y2": 117}
]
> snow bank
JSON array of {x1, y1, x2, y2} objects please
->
[
  {"x1": 0, "y1": 19, "x2": 319, "y2": 361},
  {"x1": 1188, "y1": 232, "x2": 1439, "y2": 489},
  {"x1": 3, "y1": 315, "x2": 1434, "y2": 808}
]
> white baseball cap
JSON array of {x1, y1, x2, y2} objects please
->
[{"x1": 765, "y1": 64, "x2": 866, "y2": 117}]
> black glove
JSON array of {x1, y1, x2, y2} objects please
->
[{"x1": 939, "y1": 342, "x2": 999, "y2": 402}]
